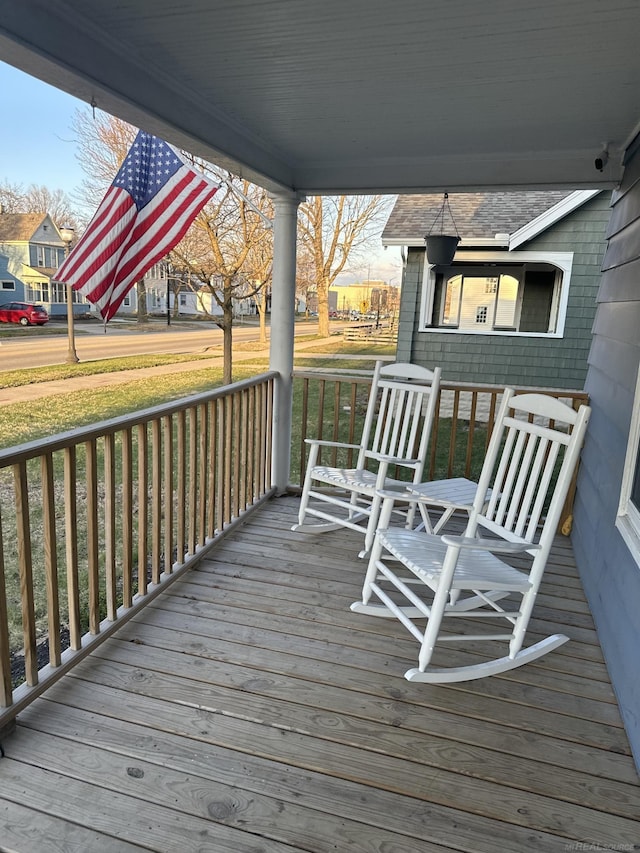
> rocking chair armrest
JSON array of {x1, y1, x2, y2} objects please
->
[
  {"x1": 440, "y1": 534, "x2": 541, "y2": 554},
  {"x1": 368, "y1": 452, "x2": 420, "y2": 466},
  {"x1": 375, "y1": 487, "x2": 420, "y2": 501},
  {"x1": 304, "y1": 438, "x2": 361, "y2": 450}
]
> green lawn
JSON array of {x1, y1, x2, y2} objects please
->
[
  {"x1": 0, "y1": 334, "x2": 397, "y2": 447},
  {"x1": 0, "y1": 353, "x2": 220, "y2": 389},
  {"x1": 0, "y1": 360, "x2": 270, "y2": 448}
]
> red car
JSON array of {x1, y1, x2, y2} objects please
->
[{"x1": 0, "y1": 301, "x2": 49, "y2": 326}]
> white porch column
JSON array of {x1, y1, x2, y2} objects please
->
[{"x1": 270, "y1": 192, "x2": 301, "y2": 494}]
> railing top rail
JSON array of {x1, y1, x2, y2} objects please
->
[
  {"x1": 292, "y1": 369, "x2": 589, "y2": 402},
  {"x1": 0, "y1": 370, "x2": 277, "y2": 467}
]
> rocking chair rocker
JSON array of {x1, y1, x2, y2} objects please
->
[
  {"x1": 351, "y1": 388, "x2": 590, "y2": 682},
  {"x1": 293, "y1": 361, "x2": 441, "y2": 556}
]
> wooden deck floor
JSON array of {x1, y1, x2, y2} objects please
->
[{"x1": 0, "y1": 496, "x2": 639, "y2": 852}]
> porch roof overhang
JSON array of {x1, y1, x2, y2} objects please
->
[{"x1": 1, "y1": 1, "x2": 640, "y2": 196}]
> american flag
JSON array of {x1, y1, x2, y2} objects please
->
[{"x1": 57, "y1": 130, "x2": 219, "y2": 321}]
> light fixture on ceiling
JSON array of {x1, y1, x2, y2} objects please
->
[{"x1": 595, "y1": 144, "x2": 609, "y2": 172}]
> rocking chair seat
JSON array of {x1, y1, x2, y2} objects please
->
[
  {"x1": 378, "y1": 528, "x2": 532, "y2": 592},
  {"x1": 310, "y1": 466, "x2": 411, "y2": 493}
]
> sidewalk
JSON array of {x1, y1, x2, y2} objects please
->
[{"x1": 0, "y1": 339, "x2": 388, "y2": 405}]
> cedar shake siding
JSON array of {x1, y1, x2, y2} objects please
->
[
  {"x1": 573, "y1": 141, "x2": 640, "y2": 772},
  {"x1": 395, "y1": 193, "x2": 611, "y2": 390}
]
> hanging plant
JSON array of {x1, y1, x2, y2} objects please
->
[{"x1": 425, "y1": 193, "x2": 460, "y2": 265}]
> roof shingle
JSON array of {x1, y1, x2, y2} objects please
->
[
  {"x1": 0, "y1": 213, "x2": 48, "y2": 242},
  {"x1": 382, "y1": 192, "x2": 572, "y2": 242}
]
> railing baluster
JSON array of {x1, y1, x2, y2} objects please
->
[
  {"x1": 163, "y1": 415, "x2": 174, "y2": 573},
  {"x1": 316, "y1": 379, "x2": 326, "y2": 464},
  {"x1": 246, "y1": 386, "x2": 256, "y2": 506},
  {"x1": 121, "y1": 428, "x2": 133, "y2": 609},
  {"x1": 232, "y1": 392, "x2": 241, "y2": 519},
  {"x1": 216, "y1": 398, "x2": 225, "y2": 533},
  {"x1": 447, "y1": 390, "x2": 461, "y2": 478},
  {"x1": 347, "y1": 383, "x2": 358, "y2": 468},
  {"x1": 198, "y1": 403, "x2": 208, "y2": 545},
  {"x1": 207, "y1": 400, "x2": 217, "y2": 538},
  {"x1": 0, "y1": 514, "x2": 11, "y2": 707},
  {"x1": 224, "y1": 395, "x2": 233, "y2": 524},
  {"x1": 176, "y1": 410, "x2": 187, "y2": 564},
  {"x1": 465, "y1": 392, "x2": 478, "y2": 477},
  {"x1": 137, "y1": 424, "x2": 149, "y2": 596},
  {"x1": 41, "y1": 453, "x2": 61, "y2": 664},
  {"x1": 266, "y1": 377, "x2": 274, "y2": 492},
  {"x1": 258, "y1": 381, "x2": 267, "y2": 496},
  {"x1": 299, "y1": 377, "x2": 309, "y2": 482},
  {"x1": 331, "y1": 381, "x2": 341, "y2": 466},
  {"x1": 239, "y1": 391, "x2": 248, "y2": 513},
  {"x1": 13, "y1": 462, "x2": 37, "y2": 685},
  {"x1": 104, "y1": 434, "x2": 117, "y2": 622},
  {"x1": 63, "y1": 448, "x2": 81, "y2": 649},
  {"x1": 428, "y1": 388, "x2": 442, "y2": 480},
  {"x1": 151, "y1": 419, "x2": 162, "y2": 584},
  {"x1": 188, "y1": 407, "x2": 197, "y2": 555},
  {"x1": 85, "y1": 439, "x2": 100, "y2": 633}
]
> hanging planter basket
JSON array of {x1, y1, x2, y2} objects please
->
[
  {"x1": 425, "y1": 192, "x2": 460, "y2": 265},
  {"x1": 425, "y1": 234, "x2": 460, "y2": 265}
]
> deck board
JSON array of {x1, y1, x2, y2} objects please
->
[{"x1": 0, "y1": 495, "x2": 638, "y2": 852}]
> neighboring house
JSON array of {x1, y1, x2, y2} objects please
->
[
  {"x1": 383, "y1": 190, "x2": 611, "y2": 390},
  {"x1": 0, "y1": 212, "x2": 88, "y2": 318},
  {"x1": 119, "y1": 263, "x2": 225, "y2": 319},
  {"x1": 0, "y1": 252, "x2": 25, "y2": 302}
]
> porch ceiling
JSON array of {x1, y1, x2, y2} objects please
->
[{"x1": 1, "y1": 1, "x2": 640, "y2": 195}]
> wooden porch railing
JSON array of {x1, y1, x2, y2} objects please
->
[
  {"x1": 0, "y1": 372, "x2": 275, "y2": 726},
  {"x1": 291, "y1": 370, "x2": 589, "y2": 527}
]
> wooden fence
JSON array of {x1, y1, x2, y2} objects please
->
[
  {"x1": 0, "y1": 372, "x2": 275, "y2": 725},
  {"x1": 0, "y1": 366, "x2": 589, "y2": 728},
  {"x1": 291, "y1": 371, "x2": 589, "y2": 526}
]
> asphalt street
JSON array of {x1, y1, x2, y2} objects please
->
[{"x1": 0, "y1": 319, "x2": 337, "y2": 371}]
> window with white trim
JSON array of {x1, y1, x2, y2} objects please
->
[
  {"x1": 617, "y1": 365, "x2": 640, "y2": 564},
  {"x1": 1, "y1": 281, "x2": 15, "y2": 291},
  {"x1": 420, "y1": 250, "x2": 573, "y2": 337}
]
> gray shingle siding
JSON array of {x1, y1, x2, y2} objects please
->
[
  {"x1": 397, "y1": 193, "x2": 611, "y2": 389},
  {"x1": 573, "y1": 144, "x2": 640, "y2": 773}
]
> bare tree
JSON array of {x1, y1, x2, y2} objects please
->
[
  {"x1": 0, "y1": 181, "x2": 79, "y2": 228},
  {"x1": 71, "y1": 109, "x2": 137, "y2": 215},
  {"x1": 169, "y1": 172, "x2": 273, "y2": 382},
  {"x1": 297, "y1": 195, "x2": 393, "y2": 337},
  {"x1": 295, "y1": 245, "x2": 316, "y2": 317}
]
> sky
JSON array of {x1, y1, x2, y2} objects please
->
[
  {"x1": 0, "y1": 61, "x2": 87, "y2": 192},
  {"x1": 0, "y1": 60, "x2": 403, "y2": 284}
]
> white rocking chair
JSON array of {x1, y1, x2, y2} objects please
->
[
  {"x1": 293, "y1": 361, "x2": 441, "y2": 556},
  {"x1": 351, "y1": 388, "x2": 591, "y2": 682}
]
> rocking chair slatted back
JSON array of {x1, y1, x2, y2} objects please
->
[
  {"x1": 368, "y1": 379, "x2": 433, "y2": 471},
  {"x1": 474, "y1": 390, "x2": 586, "y2": 550}
]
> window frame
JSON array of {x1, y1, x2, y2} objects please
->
[
  {"x1": 617, "y1": 364, "x2": 640, "y2": 565},
  {"x1": 419, "y1": 250, "x2": 573, "y2": 338}
]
